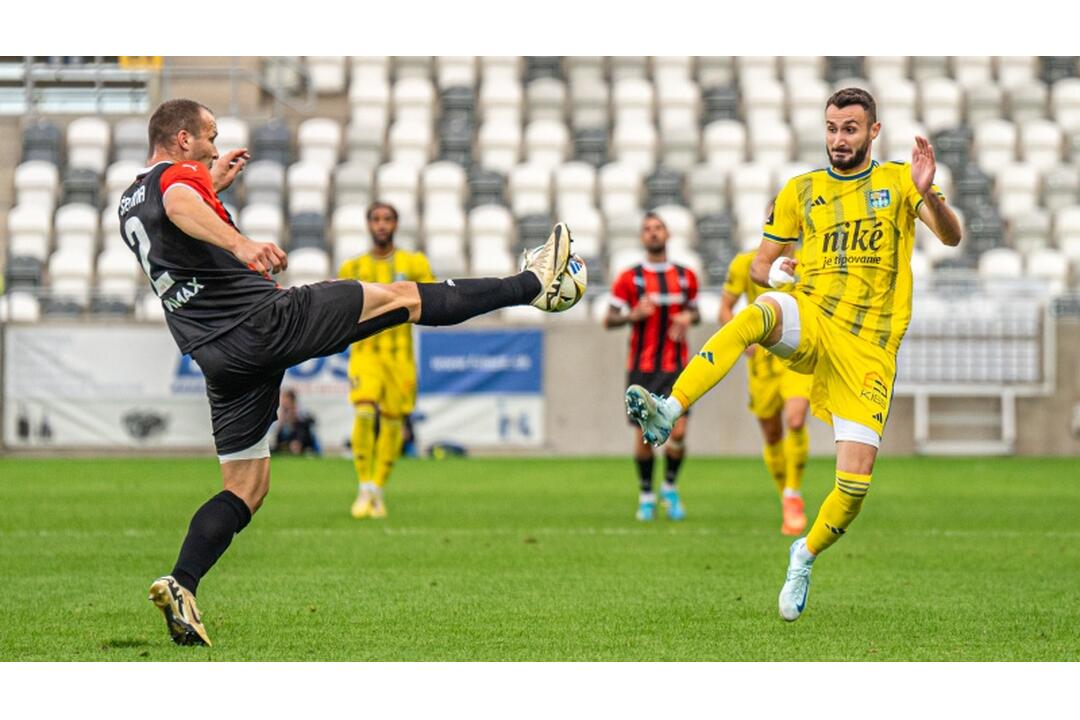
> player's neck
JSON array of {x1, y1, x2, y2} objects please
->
[
  {"x1": 646, "y1": 251, "x2": 667, "y2": 264},
  {"x1": 370, "y1": 243, "x2": 395, "y2": 259},
  {"x1": 146, "y1": 147, "x2": 193, "y2": 168}
]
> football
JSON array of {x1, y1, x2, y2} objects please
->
[{"x1": 550, "y1": 253, "x2": 588, "y2": 312}]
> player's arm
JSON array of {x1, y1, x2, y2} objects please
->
[
  {"x1": 605, "y1": 300, "x2": 653, "y2": 328},
  {"x1": 912, "y1": 136, "x2": 962, "y2": 247},
  {"x1": 750, "y1": 241, "x2": 796, "y2": 288},
  {"x1": 164, "y1": 187, "x2": 287, "y2": 274},
  {"x1": 752, "y1": 192, "x2": 799, "y2": 287}
]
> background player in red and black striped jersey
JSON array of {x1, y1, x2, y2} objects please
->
[{"x1": 605, "y1": 212, "x2": 699, "y2": 521}]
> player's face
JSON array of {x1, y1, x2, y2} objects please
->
[
  {"x1": 825, "y1": 104, "x2": 880, "y2": 171},
  {"x1": 184, "y1": 110, "x2": 220, "y2": 169},
  {"x1": 368, "y1": 207, "x2": 397, "y2": 246},
  {"x1": 641, "y1": 217, "x2": 669, "y2": 254}
]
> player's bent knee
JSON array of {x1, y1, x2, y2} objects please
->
[{"x1": 758, "y1": 291, "x2": 801, "y2": 358}]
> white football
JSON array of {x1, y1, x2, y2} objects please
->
[{"x1": 550, "y1": 253, "x2": 588, "y2": 312}]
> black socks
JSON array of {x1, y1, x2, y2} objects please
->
[
  {"x1": 171, "y1": 490, "x2": 252, "y2": 595},
  {"x1": 636, "y1": 457, "x2": 655, "y2": 494},
  {"x1": 416, "y1": 272, "x2": 541, "y2": 326},
  {"x1": 664, "y1": 455, "x2": 683, "y2": 486}
]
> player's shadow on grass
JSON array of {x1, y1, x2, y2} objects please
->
[{"x1": 100, "y1": 639, "x2": 151, "y2": 650}]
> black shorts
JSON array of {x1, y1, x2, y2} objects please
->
[
  {"x1": 626, "y1": 369, "x2": 687, "y2": 426},
  {"x1": 191, "y1": 280, "x2": 403, "y2": 455}
]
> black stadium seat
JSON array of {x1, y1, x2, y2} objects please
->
[
  {"x1": 252, "y1": 119, "x2": 292, "y2": 167},
  {"x1": 289, "y1": 212, "x2": 326, "y2": 250},
  {"x1": 22, "y1": 119, "x2": 62, "y2": 166},
  {"x1": 62, "y1": 167, "x2": 100, "y2": 207}
]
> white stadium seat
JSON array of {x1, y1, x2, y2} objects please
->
[
  {"x1": 1026, "y1": 247, "x2": 1069, "y2": 295},
  {"x1": 67, "y1": 117, "x2": 110, "y2": 174},
  {"x1": 697, "y1": 57, "x2": 735, "y2": 88},
  {"x1": 285, "y1": 247, "x2": 331, "y2": 287},
  {"x1": 864, "y1": 56, "x2": 908, "y2": 84},
  {"x1": 8, "y1": 204, "x2": 52, "y2": 261},
  {"x1": 781, "y1": 56, "x2": 823, "y2": 83},
  {"x1": 334, "y1": 161, "x2": 374, "y2": 208},
  {"x1": 375, "y1": 161, "x2": 420, "y2": 218},
  {"x1": 479, "y1": 77, "x2": 523, "y2": 124},
  {"x1": 661, "y1": 125, "x2": 701, "y2": 172},
  {"x1": 286, "y1": 161, "x2": 331, "y2": 216},
  {"x1": 468, "y1": 204, "x2": 515, "y2": 276},
  {"x1": 554, "y1": 162, "x2": 596, "y2": 215},
  {"x1": 478, "y1": 119, "x2": 522, "y2": 174},
  {"x1": 952, "y1": 56, "x2": 993, "y2": 89},
  {"x1": 306, "y1": 56, "x2": 347, "y2": 94},
  {"x1": 996, "y1": 56, "x2": 1038, "y2": 88},
  {"x1": 912, "y1": 56, "x2": 949, "y2": 82},
  {"x1": 54, "y1": 203, "x2": 98, "y2": 255},
  {"x1": 656, "y1": 78, "x2": 700, "y2": 132},
  {"x1": 1, "y1": 291, "x2": 42, "y2": 322},
  {"x1": 351, "y1": 57, "x2": 389, "y2": 83},
  {"x1": 345, "y1": 123, "x2": 385, "y2": 168},
  {"x1": 730, "y1": 162, "x2": 775, "y2": 228},
  {"x1": 598, "y1": 161, "x2": 643, "y2": 219},
  {"x1": 436, "y1": 56, "x2": 477, "y2": 89},
  {"x1": 422, "y1": 161, "x2": 467, "y2": 208},
  {"x1": 565, "y1": 57, "x2": 605, "y2": 85},
  {"x1": 113, "y1": 117, "x2": 148, "y2": 164},
  {"x1": 96, "y1": 245, "x2": 141, "y2": 304},
  {"x1": 349, "y1": 76, "x2": 391, "y2": 132},
  {"x1": 1053, "y1": 205, "x2": 1080, "y2": 260},
  {"x1": 610, "y1": 56, "x2": 648, "y2": 82},
  {"x1": 652, "y1": 204, "x2": 696, "y2": 249},
  {"x1": 297, "y1": 118, "x2": 342, "y2": 169},
  {"x1": 919, "y1": 77, "x2": 963, "y2": 133},
  {"x1": 105, "y1": 161, "x2": 141, "y2": 210},
  {"x1": 787, "y1": 77, "x2": 829, "y2": 129},
  {"x1": 14, "y1": 160, "x2": 59, "y2": 213},
  {"x1": 613, "y1": 78, "x2": 655, "y2": 126},
  {"x1": 388, "y1": 119, "x2": 433, "y2": 168},
  {"x1": 877, "y1": 78, "x2": 918, "y2": 126},
  {"x1": 479, "y1": 56, "x2": 521, "y2": 84},
  {"x1": 394, "y1": 56, "x2": 432, "y2": 80},
  {"x1": 735, "y1": 56, "x2": 777, "y2": 85},
  {"x1": 1010, "y1": 209, "x2": 1052, "y2": 254},
  {"x1": 509, "y1": 163, "x2": 553, "y2": 218},
  {"x1": 974, "y1": 119, "x2": 1018, "y2": 175},
  {"x1": 239, "y1": 204, "x2": 285, "y2": 246},
  {"x1": 524, "y1": 119, "x2": 570, "y2": 170},
  {"x1": 526, "y1": 77, "x2": 567, "y2": 123},
  {"x1": 611, "y1": 122, "x2": 657, "y2": 175},
  {"x1": 747, "y1": 120, "x2": 792, "y2": 168},
  {"x1": 654, "y1": 56, "x2": 694, "y2": 84},
  {"x1": 135, "y1": 291, "x2": 165, "y2": 322},
  {"x1": 743, "y1": 79, "x2": 785, "y2": 126},
  {"x1": 393, "y1": 77, "x2": 436, "y2": 126},
  {"x1": 1042, "y1": 165, "x2": 1080, "y2": 211},
  {"x1": 561, "y1": 205, "x2": 603, "y2": 258},
  {"x1": 49, "y1": 246, "x2": 94, "y2": 306},
  {"x1": 703, "y1": 120, "x2": 747, "y2": 169},
  {"x1": 1020, "y1": 120, "x2": 1065, "y2": 170},
  {"x1": 994, "y1": 162, "x2": 1040, "y2": 220},
  {"x1": 1007, "y1": 82, "x2": 1049, "y2": 123},
  {"x1": 569, "y1": 78, "x2": 609, "y2": 130},
  {"x1": 1051, "y1": 78, "x2": 1080, "y2": 131},
  {"x1": 687, "y1": 163, "x2": 729, "y2": 216}
]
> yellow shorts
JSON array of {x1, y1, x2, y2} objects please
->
[
  {"x1": 347, "y1": 353, "x2": 417, "y2": 418},
  {"x1": 775, "y1": 292, "x2": 896, "y2": 438},
  {"x1": 746, "y1": 349, "x2": 813, "y2": 419}
]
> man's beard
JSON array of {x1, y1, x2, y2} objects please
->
[{"x1": 829, "y1": 140, "x2": 870, "y2": 171}]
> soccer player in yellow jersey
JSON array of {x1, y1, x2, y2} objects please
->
[
  {"x1": 339, "y1": 202, "x2": 435, "y2": 519},
  {"x1": 720, "y1": 248, "x2": 812, "y2": 535},
  {"x1": 626, "y1": 88, "x2": 962, "y2": 621}
]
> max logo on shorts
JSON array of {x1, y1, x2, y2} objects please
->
[
  {"x1": 866, "y1": 189, "x2": 891, "y2": 210},
  {"x1": 860, "y1": 371, "x2": 889, "y2": 410}
]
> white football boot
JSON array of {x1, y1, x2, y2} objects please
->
[
  {"x1": 624, "y1": 385, "x2": 682, "y2": 446},
  {"x1": 522, "y1": 222, "x2": 573, "y2": 311},
  {"x1": 778, "y1": 537, "x2": 815, "y2": 622}
]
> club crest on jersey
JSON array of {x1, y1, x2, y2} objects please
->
[{"x1": 866, "y1": 189, "x2": 891, "y2": 210}]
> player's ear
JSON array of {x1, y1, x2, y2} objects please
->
[{"x1": 869, "y1": 121, "x2": 882, "y2": 141}]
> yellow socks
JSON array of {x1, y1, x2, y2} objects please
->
[
  {"x1": 352, "y1": 404, "x2": 377, "y2": 487},
  {"x1": 672, "y1": 302, "x2": 777, "y2": 409},
  {"x1": 806, "y1": 470, "x2": 871, "y2": 555},
  {"x1": 373, "y1": 415, "x2": 404, "y2": 489},
  {"x1": 783, "y1": 426, "x2": 809, "y2": 493},
  {"x1": 762, "y1": 440, "x2": 786, "y2": 494}
]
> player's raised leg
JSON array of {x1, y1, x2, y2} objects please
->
[{"x1": 779, "y1": 436, "x2": 876, "y2": 621}]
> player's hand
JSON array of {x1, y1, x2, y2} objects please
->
[
  {"x1": 768, "y1": 257, "x2": 798, "y2": 288},
  {"x1": 236, "y1": 237, "x2": 288, "y2": 275},
  {"x1": 212, "y1": 149, "x2": 251, "y2": 193},
  {"x1": 668, "y1": 310, "x2": 693, "y2": 343},
  {"x1": 744, "y1": 345, "x2": 757, "y2": 359},
  {"x1": 629, "y1": 296, "x2": 656, "y2": 322},
  {"x1": 911, "y1": 136, "x2": 937, "y2": 197}
]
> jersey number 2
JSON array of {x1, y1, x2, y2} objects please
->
[{"x1": 123, "y1": 216, "x2": 176, "y2": 296}]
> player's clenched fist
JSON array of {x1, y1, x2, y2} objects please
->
[{"x1": 237, "y1": 238, "x2": 288, "y2": 274}]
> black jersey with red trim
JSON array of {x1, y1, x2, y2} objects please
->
[
  {"x1": 610, "y1": 261, "x2": 699, "y2": 373},
  {"x1": 117, "y1": 161, "x2": 281, "y2": 353}
]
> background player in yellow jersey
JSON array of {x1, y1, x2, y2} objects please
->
[
  {"x1": 720, "y1": 248, "x2": 812, "y2": 535},
  {"x1": 339, "y1": 202, "x2": 435, "y2": 519},
  {"x1": 626, "y1": 88, "x2": 962, "y2": 621}
]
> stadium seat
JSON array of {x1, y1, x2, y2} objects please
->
[
  {"x1": 952, "y1": 56, "x2": 994, "y2": 88},
  {"x1": 509, "y1": 163, "x2": 552, "y2": 218},
  {"x1": 297, "y1": 118, "x2": 342, "y2": 169},
  {"x1": 478, "y1": 119, "x2": 522, "y2": 174},
  {"x1": 747, "y1": 120, "x2": 793, "y2": 168},
  {"x1": 703, "y1": 120, "x2": 746, "y2": 168},
  {"x1": 5, "y1": 254, "x2": 45, "y2": 290},
  {"x1": 735, "y1": 56, "x2": 777, "y2": 86},
  {"x1": 388, "y1": 119, "x2": 433, "y2": 168},
  {"x1": 112, "y1": 117, "x2": 149, "y2": 164},
  {"x1": 14, "y1": 160, "x2": 59, "y2": 213},
  {"x1": 436, "y1": 56, "x2": 477, "y2": 89},
  {"x1": 22, "y1": 119, "x2": 62, "y2": 165},
  {"x1": 610, "y1": 56, "x2": 648, "y2": 82},
  {"x1": 135, "y1": 291, "x2": 165, "y2": 322},
  {"x1": 394, "y1": 77, "x2": 437, "y2": 126},
  {"x1": 285, "y1": 246, "x2": 331, "y2": 287},
  {"x1": 394, "y1": 56, "x2": 433, "y2": 80},
  {"x1": 331, "y1": 204, "x2": 370, "y2": 267},
  {"x1": 333, "y1": 161, "x2": 374, "y2": 208},
  {"x1": 919, "y1": 77, "x2": 963, "y2": 133},
  {"x1": 772, "y1": 162, "x2": 814, "y2": 195},
  {"x1": 422, "y1": 161, "x2": 467, "y2": 208},
  {"x1": 613, "y1": 78, "x2": 654, "y2": 126},
  {"x1": 466, "y1": 167, "x2": 507, "y2": 209},
  {"x1": 780, "y1": 56, "x2": 823, "y2": 83},
  {"x1": 7, "y1": 204, "x2": 52, "y2": 262},
  {"x1": 1019, "y1": 120, "x2": 1064, "y2": 170},
  {"x1": 742, "y1": 79, "x2": 785, "y2": 126},
  {"x1": 687, "y1": 163, "x2": 729, "y2": 216},
  {"x1": 479, "y1": 56, "x2": 522, "y2": 84},
  {"x1": 652, "y1": 204, "x2": 696, "y2": 249},
  {"x1": 62, "y1": 168, "x2": 100, "y2": 207},
  {"x1": 1007, "y1": 81, "x2": 1049, "y2": 122},
  {"x1": 911, "y1": 56, "x2": 949, "y2": 82},
  {"x1": 554, "y1": 162, "x2": 596, "y2": 215},
  {"x1": 667, "y1": 246, "x2": 704, "y2": 280},
  {"x1": 864, "y1": 56, "x2": 908, "y2": 84},
  {"x1": 1, "y1": 291, "x2": 42, "y2": 322},
  {"x1": 55, "y1": 203, "x2": 98, "y2": 256},
  {"x1": 479, "y1": 77, "x2": 523, "y2": 125},
  {"x1": 100, "y1": 206, "x2": 120, "y2": 246},
  {"x1": 787, "y1": 77, "x2": 829, "y2": 129},
  {"x1": 1010, "y1": 209, "x2": 1052, "y2": 254},
  {"x1": 1053, "y1": 205, "x2": 1080, "y2": 260},
  {"x1": 105, "y1": 161, "x2": 140, "y2": 210},
  {"x1": 697, "y1": 57, "x2": 735, "y2": 88},
  {"x1": 997, "y1": 56, "x2": 1039, "y2": 88},
  {"x1": 573, "y1": 127, "x2": 608, "y2": 167},
  {"x1": 965, "y1": 83, "x2": 1005, "y2": 127},
  {"x1": 824, "y1": 57, "x2": 863, "y2": 84},
  {"x1": 525, "y1": 56, "x2": 562, "y2": 82},
  {"x1": 48, "y1": 246, "x2": 94, "y2": 308},
  {"x1": 468, "y1": 204, "x2": 515, "y2": 276},
  {"x1": 351, "y1": 56, "x2": 390, "y2": 83},
  {"x1": 244, "y1": 160, "x2": 285, "y2": 208},
  {"x1": 346, "y1": 123, "x2": 385, "y2": 168},
  {"x1": 598, "y1": 161, "x2": 642, "y2": 218},
  {"x1": 564, "y1": 57, "x2": 605, "y2": 85},
  {"x1": 67, "y1": 117, "x2": 110, "y2": 174},
  {"x1": 517, "y1": 213, "x2": 554, "y2": 253},
  {"x1": 1025, "y1": 247, "x2": 1069, "y2": 294},
  {"x1": 426, "y1": 237, "x2": 468, "y2": 278},
  {"x1": 611, "y1": 122, "x2": 657, "y2": 174},
  {"x1": 569, "y1": 78, "x2": 610, "y2": 130},
  {"x1": 96, "y1": 245, "x2": 140, "y2": 306},
  {"x1": 375, "y1": 161, "x2": 420, "y2": 218},
  {"x1": 644, "y1": 167, "x2": 684, "y2": 207},
  {"x1": 524, "y1": 119, "x2": 570, "y2": 170},
  {"x1": 287, "y1": 162, "x2": 331, "y2": 216},
  {"x1": 603, "y1": 210, "x2": 639, "y2": 254},
  {"x1": 730, "y1": 162, "x2": 773, "y2": 228},
  {"x1": 792, "y1": 122, "x2": 826, "y2": 165},
  {"x1": 307, "y1": 56, "x2": 347, "y2": 94},
  {"x1": 1042, "y1": 164, "x2": 1080, "y2": 211},
  {"x1": 702, "y1": 85, "x2": 740, "y2": 124},
  {"x1": 239, "y1": 204, "x2": 285, "y2": 246},
  {"x1": 660, "y1": 125, "x2": 700, "y2": 172},
  {"x1": 656, "y1": 78, "x2": 700, "y2": 132},
  {"x1": 973, "y1": 119, "x2": 1018, "y2": 175},
  {"x1": 289, "y1": 212, "x2": 327, "y2": 251},
  {"x1": 251, "y1": 120, "x2": 292, "y2": 166},
  {"x1": 994, "y1": 162, "x2": 1040, "y2": 220},
  {"x1": 979, "y1": 247, "x2": 1024, "y2": 283},
  {"x1": 1051, "y1": 78, "x2": 1080, "y2": 131},
  {"x1": 560, "y1": 204, "x2": 603, "y2": 258},
  {"x1": 877, "y1": 78, "x2": 918, "y2": 126},
  {"x1": 349, "y1": 75, "x2": 391, "y2": 132},
  {"x1": 526, "y1": 77, "x2": 567, "y2": 123},
  {"x1": 1042, "y1": 57, "x2": 1079, "y2": 84}
]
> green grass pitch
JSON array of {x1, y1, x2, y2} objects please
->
[{"x1": 1, "y1": 455, "x2": 1078, "y2": 661}]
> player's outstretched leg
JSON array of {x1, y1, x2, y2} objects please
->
[
  {"x1": 625, "y1": 385, "x2": 683, "y2": 446},
  {"x1": 148, "y1": 575, "x2": 212, "y2": 646}
]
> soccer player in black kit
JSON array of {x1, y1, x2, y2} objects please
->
[{"x1": 121, "y1": 99, "x2": 573, "y2": 646}]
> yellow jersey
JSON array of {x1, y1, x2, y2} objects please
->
[
  {"x1": 764, "y1": 160, "x2": 943, "y2": 355},
  {"x1": 338, "y1": 249, "x2": 435, "y2": 361}
]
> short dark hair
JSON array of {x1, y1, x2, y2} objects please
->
[
  {"x1": 148, "y1": 99, "x2": 212, "y2": 150},
  {"x1": 367, "y1": 201, "x2": 399, "y2": 221},
  {"x1": 826, "y1": 87, "x2": 877, "y2": 125},
  {"x1": 643, "y1": 211, "x2": 667, "y2": 229}
]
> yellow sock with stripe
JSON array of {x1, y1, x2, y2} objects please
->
[
  {"x1": 805, "y1": 470, "x2": 871, "y2": 555},
  {"x1": 783, "y1": 427, "x2": 809, "y2": 494},
  {"x1": 671, "y1": 303, "x2": 777, "y2": 410},
  {"x1": 351, "y1": 404, "x2": 377, "y2": 487},
  {"x1": 762, "y1": 440, "x2": 786, "y2": 494},
  {"x1": 373, "y1": 415, "x2": 404, "y2": 488}
]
